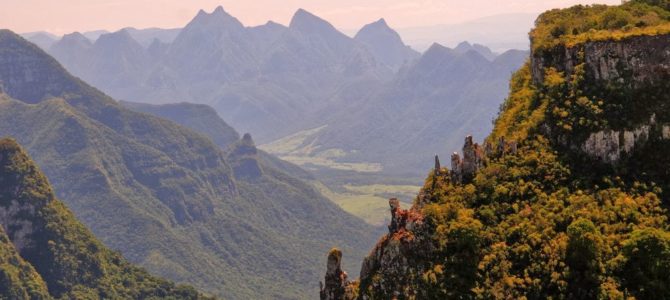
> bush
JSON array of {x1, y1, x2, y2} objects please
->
[{"x1": 618, "y1": 228, "x2": 670, "y2": 299}]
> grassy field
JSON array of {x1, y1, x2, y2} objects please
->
[
  {"x1": 314, "y1": 182, "x2": 417, "y2": 226},
  {"x1": 260, "y1": 126, "x2": 383, "y2": 173}
]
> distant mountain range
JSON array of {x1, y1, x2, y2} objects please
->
[
  {"x1": 0, "y1": 29, "x2": 377, "y2": 299},
  {"x1": 26, "y1": 6, "x2": 527, "y2": 178}
]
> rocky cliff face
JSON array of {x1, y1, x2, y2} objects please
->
[
  {"x1": 531, "y1": 33, "x2": 670, "y2": 169},
  {"x1": 530, "y1": 34, "x2": 670, "y2": 88}
]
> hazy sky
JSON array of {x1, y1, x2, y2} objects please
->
[{"x1": 3, "y1": 0, "x2": 621, "y2": 35}]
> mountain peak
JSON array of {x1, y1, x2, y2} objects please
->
[
  {"x1": 188, "y1": 5, "x2": 243, "y2": 29},
  {"x1": 195, "y1": 9, "x2": 207, "y2": 19},
  {"x1": 95, "y1": 28, "x2": 136, "y2": 45},
  {"x1": 363, "y1": 18, "x2": 389, "y2": 30},
  {"x1": 454, "y1": 41, "x2": 473, "y2": 52},
  {"x1": 453, "y1": 41, "x2": 497, "y2": 60},
  {"x1": 425, "y1": 42, "x2": 451, "y2": 54},
  {"x1": 59, "y1": 31, "x2": 92, "y2": 45},
  {"x1": 0, "y1": 29, "x2": 92, "y2": 104},
  {"x1": 289, "y1": 8, "x2": 337, "y2": 34},
  {"x1": 354, "y1": 17, "x2": 418, "y2": 70},
  {"x1": 213, "y1": 5, "x2": 226, "y2": 15}
]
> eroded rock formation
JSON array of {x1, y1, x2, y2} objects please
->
[
  {"x1": 320, "y1": 248, "x2": 354, "y2": 300},
  {"x1": 450, "y1": 135, "x2": 488, "y2": 184}
]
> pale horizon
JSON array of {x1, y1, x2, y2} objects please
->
[{"x1": 3, "y1": 0, "x2": 621, "y2": 36}]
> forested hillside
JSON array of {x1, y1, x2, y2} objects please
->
[
  {"x1": 0, "y1": 138, "x2": 209, "y2": 299},
  {"x1": 0, "y1": 29, "x2": 377, "y2": 299},
  {"x1": 321, "y1": 1, "x2": 670, "y2": 299}
]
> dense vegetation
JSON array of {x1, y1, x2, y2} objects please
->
[
  {"x1": 413, "y1": 64, "x2": 670, "y2": 298},
  {"x1": 532, "y1": 0, "x2": 670, "y2": 51},
  {"x1": 354, "y1": 64, "x2": 670, "y2": 299},
  {"x1": 0, "y1": 226, "x2": 50, "y2": 299},
  {"x1": 343, "y1": 3, "x2": 670, "y2": 299},
  {"x1": 0, "y1": 138, "x2": 210, "y2": 299}
]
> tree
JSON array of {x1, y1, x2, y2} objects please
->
[
  {"x1": 618, "y1": 228, "x2": 670, "y2": 299},
  {"x1": 566, "y1": 219, "x2": 603, "y2": 298}
]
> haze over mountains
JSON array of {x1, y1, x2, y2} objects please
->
[
  {"x1": 0, "y1": 29, "x2": 377, "y2": 299},
  {"x1": 27, "y1": 6, "x2": 527, "y2": 178}
]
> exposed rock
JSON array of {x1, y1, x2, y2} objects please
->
[
  {"x1": 531, "y1": 34, "x2": 670, "y2": 87},
  {"x1": 388, "y1": 198, "x2": 408, "y2": 234},
  {"x1": 434, "y1": 155, "x2": 441, "y2": 176},
  {"x1": 579, "y1": 115, "x2": 670, "y2": 163},
  {"x1": 663, "y1": 125, "x2": 670, "y2": 139},
  {"x1": 461, "y1": 136, "x2": 479, "y2": 178},
  {"x1": 226, "y1": 133, "x2": 264, "y2": 180},
  {"x1": 451, "y1": 135, "x2": 486, "y2": 184},
  {"x1": 509, "y1": 140, "x2": 518, "y2": 154},
  {"x1": 450, "y1": 152, "x2": 462, "y2": 184},
  {"x1": 531, "y1": 34, "x2": 670, "y2": 165},
  {"x1": 320, "y1": 248, "x2": 354, "y2": 300}
]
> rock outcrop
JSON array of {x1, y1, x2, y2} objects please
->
[
  {"x1": 580, "y1": 114, "x2": 654, "y2": 163},
  {"x1": 531, "y1": 34, "x2": 670, "y2": 87},
  {"x1": 320, "y1": 248, "x2": 354, "y2": 300},
  {"x1": 532, "y1": 33, "x2": 670, "y2": 165},
  {"x1": 450, "y1": 136, "x2": 487, "y2": 184},
  {"x1": 226, "y1": 133, "x2": 264, "y2": 180}
]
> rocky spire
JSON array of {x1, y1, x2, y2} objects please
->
[
  {"x1": 451, "y1": 152, "x2": 462, "y2": 184},
  {"x1": 462, "y1": 136, "x2": 478, "y2": 179},
  {"x1": 320, "y1": 248, "x2": 353, "y2": 300},
  {"x1": 434, "y1": 154, "x2": 441, "y2": 176},
  {"x1": 450, "y1": 135, "x2": 486, "y2": 184},
  {"x1": 388, "y1": 198, "x2": 403, "y2": 233}
]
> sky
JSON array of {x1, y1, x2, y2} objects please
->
[{"x1": 2, "y1": 0, "x2": 621, "y2": 35}]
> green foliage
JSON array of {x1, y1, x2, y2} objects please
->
[
  {"x1": 360, "y1": 57, "x2": 670, "y2": 298},
  {"x1": 0, "y1": 138, "x2": 212, "y2": 299},
  {"x1": 633, "y1": 0, "x2": 670, "y2": 10},
  {"x1": 531, "y1": 2, "x2": 670, "y2": 51},
  {"x1": 0, "y1": 29, "x2": 378, "y2": 299},
  {"x1": 566, "y1": 219, "x2": 603, "y2": 298},
  {"x1": 542, "y1": 64, "x2": 606, "y2": 136},
  {"x1": 0, "y1": 227, "x2": 50, "y2": 300},
  {"x1": 617, "y1": 228, "x2": 670, "y2": 299}
]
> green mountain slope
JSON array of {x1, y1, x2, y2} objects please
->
[
  {"x1": 0, "y1": 138, "x2": 208, "y2": 299},
  {"x1": 0, "y1": 29, "x2": 377, "y2": 299},
  {"x1": 323, "y1": 1, "x2": 670, "y2": 299},
  {"x1": 119, "y1": 100, "x2": 315, "y2": 181},
  {"x1": 0, "y1": 226, "x2": 50, "y2": 300},
  {"x1": 120, "y1": 101, "x2": 241, "y2": 149}
]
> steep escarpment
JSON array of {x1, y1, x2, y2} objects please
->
[{"x1": 322, "y1": 2, "x2": 670, "y2": 299}]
